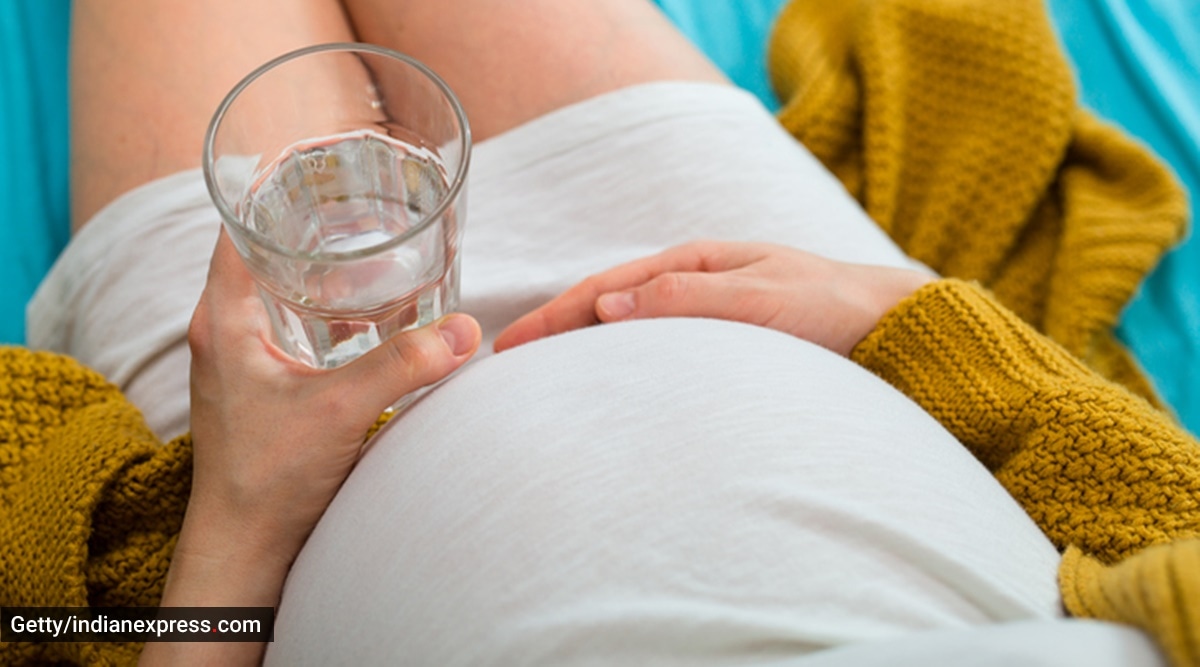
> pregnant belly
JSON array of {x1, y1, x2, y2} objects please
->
[{"x1": 267, "y1": 318, "x2": 1062, "y2": 666}]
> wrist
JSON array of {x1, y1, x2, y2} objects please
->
[
  {"x1": 142, "y1": 548, "x2": 281, "y2": 667},
  {"x1": 834, "y1": 266, "x2": 936, "y2": 356},
  {"x1": 161, "y1": 500, "x2": 296, "y2": 608},
  {"x1": 141, "y1": 498, "x2": 293, "y2": 667}
]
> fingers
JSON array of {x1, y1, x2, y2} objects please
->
[
  {"x1": 595, "y1": 271, "x2": 743, "y2": 323},
  {"x1": 198, "y1": 226, "x2": 481, "y2": 414},
  {"x1": 336, "y1": 313, "x2": 481, "y2": 417},
  {"x1": 495, "y1": 241, "x2": 764, "y2": 351}
]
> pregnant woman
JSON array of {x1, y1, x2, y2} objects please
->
[{"x1": 23, "y1": 0, "x2": 1193, "y2": 665}]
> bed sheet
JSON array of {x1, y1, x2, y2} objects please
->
[{"x1": 1, "y1": 0, "x2": 1197, "y2": 433}]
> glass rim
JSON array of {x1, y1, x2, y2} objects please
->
[{"x1": 201, "y1": 42, "x2": 472, "y2": 263}]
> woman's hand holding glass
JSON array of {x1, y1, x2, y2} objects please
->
[
  {"x1": 496, "y1": 241, "x2": 935, "y2": 356},
  {"x1": 141, "y1": 232, "x2": 480, "y2": 666}
]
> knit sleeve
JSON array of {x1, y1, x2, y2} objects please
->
[
  {"x1": 850, "y1": 279, "x2": 1200, "y2": 564},
  {"x1": 0, "y1": 349, "x2": 190, "y2": 666}
]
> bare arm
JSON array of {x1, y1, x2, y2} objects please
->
[{"x1": 139, "y1": 233, "x2": 481, "y2": 665}]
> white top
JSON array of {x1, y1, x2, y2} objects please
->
[{"x1": 267, "y1": 317, "x2": 1075, "y2": 665}]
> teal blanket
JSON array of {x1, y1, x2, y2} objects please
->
[{"x1": 0, "y1": 0, "x2": 70, "y2": 344}]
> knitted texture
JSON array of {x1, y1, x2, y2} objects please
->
[
  {"x1": 769, "y1": 0, "x2": 1189, "y2": 405},
  {"x1": 853, "y1": 280, "x2": 1200, "y2": 666},
  {"x1": 1061, "y1": 543, "x2": 1200, "y2": 667},
  {"x1": 0, "y1": 348, "x2": 191, "y2": 666}
]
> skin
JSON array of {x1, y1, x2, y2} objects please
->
[
  {"x1": 69, "y1": 0, "x2": 360, "y2": 230},
  {"x1": 495, "y1": 240, "x2": 934, "y2": 357},
  {"x1": 69, "y1": 0, "x2": 724, "y2": 232},
  {"x1": 140, "y1": 233, "x2": 481, "y2": 666}
]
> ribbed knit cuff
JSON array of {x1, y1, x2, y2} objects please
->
[
  {"x1": 850, "y1": 278, "x2": 1096, "y2": 467},
  {"x1": 1060, "y1": 542, "x2": 1200, "y2": 667},
  {"x1": 850, "y1": 279, "x2": 1200, "y2": 564}
]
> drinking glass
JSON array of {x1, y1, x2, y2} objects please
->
[{"x1": 203, "y1": 43, "x2": 470, "y2": 369}]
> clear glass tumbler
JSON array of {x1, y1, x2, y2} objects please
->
[{"x1": 203, "y1": 43, "x2": 470, "y2": 369}]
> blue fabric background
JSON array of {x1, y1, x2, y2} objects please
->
[
  {"x1": 1, "y1": 0, "x2": 1196, "y2": 431},
  {"x1": 1047, "y1": 0, "x2": 1200, "y2": 435},
  {"x1": 0, "y1": 0, "x2": 70, "y2": 345}
]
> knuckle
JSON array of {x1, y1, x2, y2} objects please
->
[
  {"x1": 685, "y1": 239, "x2": 718, "y2": 256},
  {"x1": 383, "y1": 334, "x2": 442, "y2": 385},
  {"x1": 577, "y1": 273, "x2": 607, "y2": 296},
  {"x1": 653, "y1": 273, "x2": 687, "y2": 303},
  {"x1": 186, "y1": 304, "x2": 214, "y2": 358},
  {"x1": 318, "y1": 387, "x2": 357, "y2": 420},
  {"x1": 698, "y1": 240, "x2": 727, "y2": 265},
  {"x1": 680, "y1": 239, "x2": 723, "y2": 270}
]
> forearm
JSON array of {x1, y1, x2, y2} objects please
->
[
  {"x1": 138, "y1": 504, "x2": 293, "y2": 666},
  {"x1": 851, "y1": 279, "x2": 1200, "y2": 562}
]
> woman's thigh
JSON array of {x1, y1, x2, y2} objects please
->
[
  {"x1": 340, "y1": 0, "x2": 728, "y2": 140},
  {"x1": 69, "y1": 0, "x2": 357, "y2": 229}
]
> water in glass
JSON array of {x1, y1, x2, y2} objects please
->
[{"x1": 239, "y1": 130, "x2": 459, "y2": 369}]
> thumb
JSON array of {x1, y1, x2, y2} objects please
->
[{"x1": 334, "y1": 314, "x2": 481, "y2": 417}]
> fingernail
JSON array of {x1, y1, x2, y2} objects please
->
[
  {"x1": 437, "y1": 315, "x2": 475, "y2": 357},
  {"x1": 597, "y1": 292, "x2": 636, "y2": 320}
]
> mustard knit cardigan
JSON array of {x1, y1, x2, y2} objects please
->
[
  {"x1": 770, "y1": 0, "x2": 1197, "y2": 663},
  {"x1": 1, "y1": 0, "x2": 1198, "y2": 665}
]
